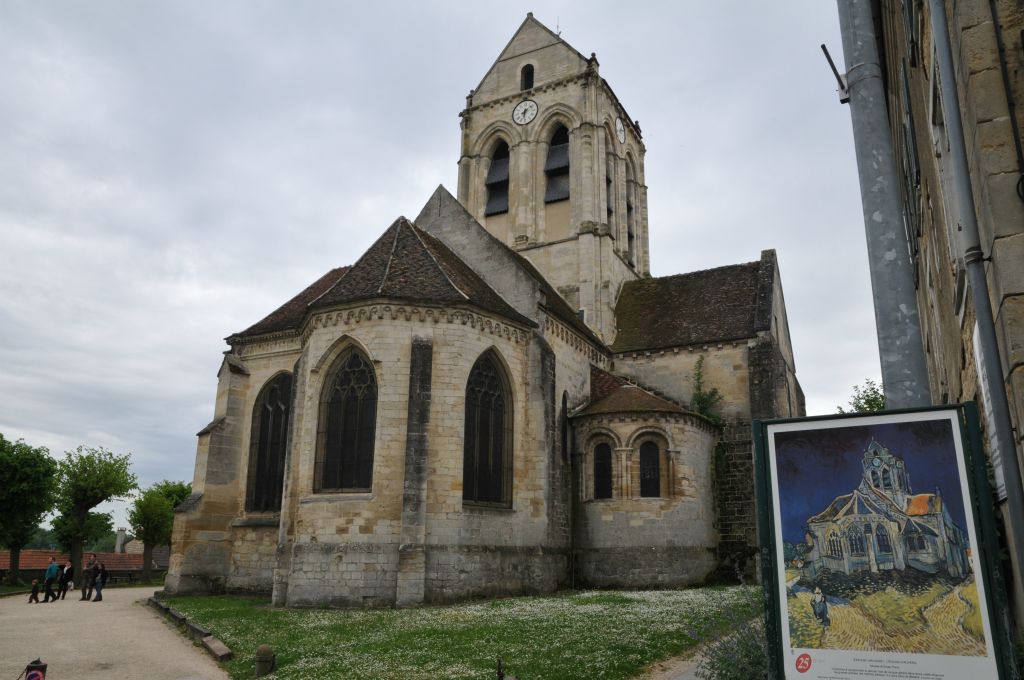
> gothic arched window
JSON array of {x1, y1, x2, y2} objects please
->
[
  {"x1": 520, "y1": 64, "x2": 534, "y2": 90},
  {"x1": 827, "y1": 531, "x2": 843, "y2": 558},
  {"x1": 882, "y1": 467, "x2": 893, "y2": 489},
  {"x1": 246, "y1": 373, "x2": 292, "y2": 512},
  {"x1": 315, "y1": 351, "x2": 377, "y2": 492},
  {"x1": 625, "y1": 159, "x2": 636, "y2": 266},
  {"x1": 544, "y1": 126, "x2": 570, "y2": 203},
  {"x1": 485, "y1": 141, "x2": 510, "y2": 216},
  {"x1": 463, "y1": 352, "x2": 513, "y2": 505},
  {"x1": 639, "y1": 440, "x2": 660, "y2": 498},
  {"x1": 871, "y1": 469, "x2": 881, "y2": 487},
  {"x1": 906, "y1": 526, "x2": 927, "y2": 552},
  {"x1": 594, "y1": 442, "x2": 613, "y2": 500},
  {"x1": 876, "y1": 524, "x2": 893, "y2": 554},
  {"x1": 847, "y1": 526, "x2": 866, "y2": 555}
]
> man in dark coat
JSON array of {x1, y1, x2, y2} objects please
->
[{"x1": 80, "y1": 554, "x2": 97, "y2": 601}]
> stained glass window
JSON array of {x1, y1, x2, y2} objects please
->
[
  {"x1": 463, "y1": 352, "x2": 512, "y2": 505},
  {"x1": 315, "y1": 352, "x2": 377, "y2": 492},
  {"x1": 639, "y1": 441, "x2": 660, "y2": 498},
  {"x1": 594, "y1": 443, "x2": 612, "y2": 500},
  {"x1": 247, "y1": 373, "x2": 292, "y2": 512}
]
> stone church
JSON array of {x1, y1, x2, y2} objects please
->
[{"x1": 166, "y1": 14, "x2": 804, "y2": 606}]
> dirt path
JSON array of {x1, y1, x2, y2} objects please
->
[{"x1": 0, "y1": 586, "x2": 228, "y2": 680}]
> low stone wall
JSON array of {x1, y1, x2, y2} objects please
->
[
  {"x1": 424, "y1": 545, "x2": 568, "y2": 603},
  {"x1": 577, "y1": 546, "x2": 716, "y2": 588},
  {"x1": 284, "y1": 541, "x2": 399, "y2": 607}
]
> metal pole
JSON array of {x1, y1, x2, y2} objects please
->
[
  {"x1": 836, "y1": 0, "x2": 931, "y2": 409},
  {"x1": 929, "y1": 0, "x2": 1024, "y2": 602}
]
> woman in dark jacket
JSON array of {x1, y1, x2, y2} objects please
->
[
  {"x1": 92, "y1": 563, "x2": 108, "y2": 602},
  {"x1": 58, "y1": 560, "x2": 74, "y2": 600}
]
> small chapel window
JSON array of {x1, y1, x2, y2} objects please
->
[
  {"x1": 544, "y1": 126, "x2": 571, "y2": 203},
  {"x1": 594, "y1": 442, "x2": 613, "y2": 500},
  {"x1": 485, "y1": 141, "x2": 510, "y2": 216},
  {"x1": 906, "y1": 527, "x2": 927, "y2": 552},
  {"x1": 639, "y1": 441, "x2": 660, "y2": 498},
  {"x1": 463, "y1": 351, "x2": 513, "y2": 505},
  {"x1": 314, "y1": 351, "x2": 377, "y2": 492},
  {"x1": 520, "y1": 64, "x2": 534, "y2": 91},
  {"x1": 246, "y1": 372, "x2": 292, "y2": 512},
  {"x1": 876, "y1": 524, "x2": 893, "y2": 554}
]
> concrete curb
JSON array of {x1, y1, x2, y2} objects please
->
[{"x1": 146, "y1": 595, "x2": 233, "y2": 662}]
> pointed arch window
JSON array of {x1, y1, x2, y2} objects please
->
[
  {"x1": 639, "y1": 440, "x2": 660, "y2": 498},
  {"x1": 827, "y1": 531, "x2": 843, "y2": 558},
  {"x1": 625, "y1": 160, "x2": 636, "y2": 265},
  {"x1": 906, "y1": 526, "x2": 927, "y2": 552},
  {"x1": 594, "y1": 442, "x2": 613, "y2": 500},
  {"x1": 544, "y1": 126, "x2": 570, "y2": 203},
  {"x1": 485, "y1": 141, "x2": 510, "y2": 216},
  {"x1": 882, "y1": 467, "x2": 893, "y2": 489},
  {"x1": 463, "y1": 352, "x2": 513, "y2": 505},
  {"x1": 871, "y1": 469, "x2": 881, "y2": 487},
  {"x1": 520, "y1": 64, "x2": 534, "y2": 90},
  {"x1": 876, "y1": 524, "x2": 893, "y2": 554},
  {"x1": 847, "y1": 526, "x2": 866, "y2": 555},
  {"x1": 315, "y1": 351, "x2": 377, "y2": 492},
  {"x1": 246, "y1": 373, "x2": 292, "y2": 512}
]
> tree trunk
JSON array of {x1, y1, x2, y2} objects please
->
[
  {"x1": 142, "y1": 542, "x2": 152, "y2": 582},
  {"x1": 7, "y1": 545, "x2": 21, "y2": 585},
  {"x1": 70, "y1": 537, "x2": 83, "y2": 580}
]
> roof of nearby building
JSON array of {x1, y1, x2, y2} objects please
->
[
  {"x1": 0, "y1": 550, "x2": 147, "y2": 572},
  {"x1": 611, "y1": 260, "x2": 763, "y2": 353},
  {"x1": 906, "y1": 493, "x2": 942, "y2": 516},
  {"x1": 234, "y1": 266, "x2": 351, "y2": 339}
]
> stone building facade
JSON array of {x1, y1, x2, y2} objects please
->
[
  {"x1": 873, "y1": 0, "x2": 1024, "y2": 617},
  {"x1": 166, "y1": 14, "x2": 803, "y2": 606}
]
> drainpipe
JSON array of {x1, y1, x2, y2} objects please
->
[
  {"x1": 929, "y1": 0, "x2": 1024, "y2": 607},
  {"x1": 837, "y1": 0, "x2": 932, "y2": 409}
]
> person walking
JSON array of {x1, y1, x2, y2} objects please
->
[
  {"x1": 80, "y1": 554, "x2": 97, "y2": 601},
  {"x1": 58, "y1": 560, "x2": 74, "y2": 600},
  {"x1": 92, "y1": 563, "x2": 108, "y2": 602},
  {"x1": 28, "y1": 578, "x2": 40, "y2": 603},
  {"x1": 42, "y1": 557, "x2": 59, "y2": 602}
]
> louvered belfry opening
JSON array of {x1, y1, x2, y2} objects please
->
[
  {"x1": 485, "y1": 141, "x2": 510, "y2": 216},
  {"x1": 544, "y1": 126, "x2": 570, "y2": 203},
  {"x1": 463, "y1": 352, "x2": 512, "y2": 505},
  {"x1": 520, "y1": 64, "x2": 534, "y2": 90},
  {"x1": 639, "y1": 440, "x2": 660, "y2": 497},
  {"x1": 246, "y1": 372, "x2": 292, "y2": 512},
  {"x1": 315, "y1": 351, "x2": 377, "y2": 492},
  {"x1": 594, "y1": 442, "x2": 613, "y2": 500}
]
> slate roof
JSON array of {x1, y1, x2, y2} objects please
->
[
  {"x1": 808, "y1": 488, "x2": 897, "y2": 524},
  {"x1": 234, "y1": 266, "x2": 350, "y2": 339},
  {"x1": 233, "y1": 217, "x2": 535, "y2": 341},
  {"x1": 311, "y1": 217, "x2": 533, "y2": 327},
  {"x1": 611, "y1": 261, "x2": 763, "y2": 353}
]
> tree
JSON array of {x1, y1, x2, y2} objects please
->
[
  {"x1": 0, "y1": 435, "x2": 58, "y2": 584},
  {"x1": 129, "y1": 480, "x2": 190, "y2": 581},
  {"x1": 837, "y1": 378, "x2": 886, "y2": 413},
  {"x1": 52, "y1": 511, "x2": 113, "y2": 554},
  {"x1": 56, "y1": 446, "x2": 136, "y2": 572}
]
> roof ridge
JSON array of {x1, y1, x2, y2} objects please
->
[
  {"x1": 641, "y1": 259, "x2": 761, "y2": 283},
  {"x1": 308, "y1": 220, "x2": 406, "y2": 309},
  {"x1": 406, "y1": 220, "x2": 469, "y2": 301},
  {"x1": 378, "y1": 219, "x2": 403, "y2": 294}
]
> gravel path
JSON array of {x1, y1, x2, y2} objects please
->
[{"x1": 0, "y1": 586, "x2": 228, "y2": 680}]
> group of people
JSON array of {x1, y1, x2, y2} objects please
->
[{"x1": 28, "y1": 554, "x2": 109, "y2": 604}]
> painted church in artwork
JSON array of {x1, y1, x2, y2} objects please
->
[
  {"x1": 804, "y1": 440, "x2": 970, "y2": 579},
  {"x1": 165, "y1": 14, "x2": 803, "y2": 607}
]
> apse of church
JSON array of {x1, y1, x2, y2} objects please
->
[{"x1": 166, "y1": 14, "x2": 803, "y2": 606}]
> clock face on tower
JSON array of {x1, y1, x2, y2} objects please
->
[
  {"x1": 615, "y1": 117, "x2": 626, "y2": 143},
  {"x1": 512, "y1": 99, "x2": 538, "y2": 125}
]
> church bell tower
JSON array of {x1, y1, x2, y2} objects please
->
[{"x1": 457, "y1": 14, "x2": 650, "y2": 341}]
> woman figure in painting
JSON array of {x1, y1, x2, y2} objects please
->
[{"x1": 810, "y1": 586, "x2": 830, "y2": 629}]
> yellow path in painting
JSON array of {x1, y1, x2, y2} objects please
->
[{"x1": 791, "y1": 579, "x2": 985, "y2": 656}]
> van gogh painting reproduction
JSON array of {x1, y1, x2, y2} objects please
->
[{"x1": 769, "y1": 413, "x2": 990, "y2": 657}]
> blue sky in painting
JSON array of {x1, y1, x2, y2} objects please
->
[{"x1": 773, "y1": 418, "x2": 969, "y2": 544}]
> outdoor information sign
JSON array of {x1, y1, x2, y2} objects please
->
[{"x1": 754, "y1": 405, "x2": 1015, "y2": 679}]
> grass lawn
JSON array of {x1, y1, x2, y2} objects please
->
[{"x1": 167, "y1": 586, "x2": 757, "y2": 679}]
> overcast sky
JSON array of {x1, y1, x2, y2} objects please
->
[{"x1": 0, "y1": 1, "x2": 879, "y2": 528}]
